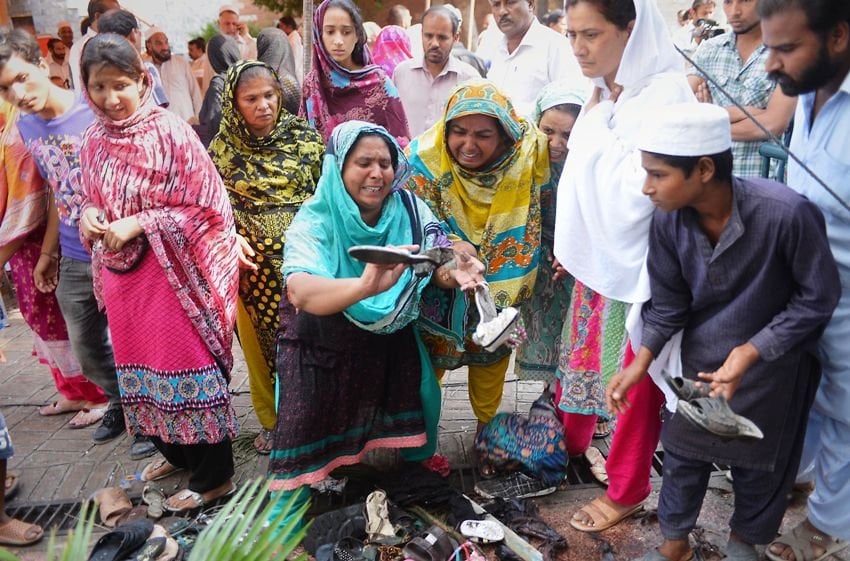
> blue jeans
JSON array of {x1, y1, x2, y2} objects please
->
[{"x1": 55, "y1": 257, "x2": 120, "y2": 406}]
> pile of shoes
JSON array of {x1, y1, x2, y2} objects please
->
[{"x1": 87, "y1": 519, "x2": 183, "y2": 561}]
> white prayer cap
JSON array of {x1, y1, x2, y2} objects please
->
[
  {"x1": 57, "y1": 20, "x2": 72, "y2": 31},
  {"x1": 144, "y1": 26, "x2": 166, "y2": 41},
  {"x1": 219, "y1": 4, "x2": 241, "y2": 16},
  {"x1": 638, "y1": 102, "x2": 731, "y2": 157}
]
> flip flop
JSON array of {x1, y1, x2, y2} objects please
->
[
  {"x1": 68, "y1": 407, "x2": 107, "y2": 429},
  {"x1": 347, "y1": 245, "x2": 442, "y2": 266},
  {"x1": 569, "y1": 497, "x2": 643, "y2": 532},
  {"x1": 253, "y1": 429, "x2": 273, "y2": 456},
  {"x1": 141, "y1": 458, "x2": 183, "y2": 482},
  {"x1": 88, "y1": 518, "x2": 154, "y2": 561},
  {"x1": 585, "y1": 446, "x2": 609, "y2": 486},
  {"x1": 163, "y1": 483, "x2": 236, "y2": 513},
  {"x1": 0, "y1": 518, "x2": 44, "y2": 546},
  {"x1": 39, "y1": 399, "x2": 87, "y2": 416},
  {"x1": 4, "y1": 472, "x2": 19, "y2": 501},
  {"x1": 143, "y1": 484, "x2": 166, "y2": 519},
  {"x1": 765, "y1": 521, "x2": 849, "y2": 561},
  {"x1": 676, "y1": 397, "x2": 764, "y2": 440}
]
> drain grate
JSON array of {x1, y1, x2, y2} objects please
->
[{"x1": 6, "y1": 499, "x2": 84, "y2": 535}]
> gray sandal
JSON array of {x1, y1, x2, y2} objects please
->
[
  {"x1": 725, "y1": 539, "x2": 758, "y2": 561},
  {"x1": 664, "y1": 375, "x2": 711, "y2": 402},
  {"x1": 676, "y1": 397, "x2": 763, "y2": 440}
]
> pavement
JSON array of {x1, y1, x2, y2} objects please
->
[{"x1": 0, "y1": 300, "x2": 845, "y2": 561}]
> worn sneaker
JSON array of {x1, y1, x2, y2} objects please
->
[
  {"x1": 92, "y1": 407, "x2": 126, "y2": 443},
  {"x1": 129, "y1": 435, "x2": 158, "y2": 460},
  {"x1": 474, "y1": 472, "x2": 557, "y2": 500}
]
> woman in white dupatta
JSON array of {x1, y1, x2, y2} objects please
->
[{"x1": 554, "y1": 0, "x2": 696, "y2": 532}]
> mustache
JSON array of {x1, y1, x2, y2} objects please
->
[{"x1": 499, "y1": 16, "x2": 512, "y2": 25}]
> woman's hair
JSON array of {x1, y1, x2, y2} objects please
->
[
  {"x1": 564, "y1": 0, "x2": 636, "y2": 30},
  {"x1": 322, "y1": 0, "x2": 368, "y2": 66},
  {"x1": 644, "y1": 149, "x2": 734, "y2": 183},
  {"x1": 81, "y1": 32, "x2": 145, "y2": 87},
  {"x1": 235, "y1": 64, "x2": 282, "y2": 98},
  {"x1": 344, "y1": 131, "x2": 399, "y2": 170},
  {"x1": 542, "y1": 9, "x2": 566, "y2": 26},
  {"x1": 543, "y1": 103, "x2": 582, "y2": 120}
]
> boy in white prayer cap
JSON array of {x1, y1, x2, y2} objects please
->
[{"x1": 606, "y1": 102, "x2": 841, "y2": 561}]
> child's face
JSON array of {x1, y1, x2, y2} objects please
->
[
  {"x1": 640, "y1": 152, "x2": 702, "y2": 212},
  {"x1": 539, "y1": 108, "x2": 577, "y2": 163},
  {"x1": 0, "y1": 54, "x2": 52, "y2": 115},
  {"x1": 86, "y1": 64, "x2": 143, "y2": 121}
]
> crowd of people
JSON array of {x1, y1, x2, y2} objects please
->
[{"x1": 0, "y1": 0, "x2": 848, "y2": 560}]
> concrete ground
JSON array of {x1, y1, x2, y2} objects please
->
[{"x1": 0, "y1": 303, "x2": 845, "y2": 561}]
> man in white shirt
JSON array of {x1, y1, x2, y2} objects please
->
[
  {"x1": 188, "y1": 37, "x2": 210, "y2": 94},
  {"x1": 57, "y1": 21, "x2": 74, "y2": 48},
  {"x1": 68, "y1": 0, "x2": 120, "y2": 92},
  {"x1": 145, "y1": 27, "x2": 202, "y2": 123},
  {"x1": 484, "y1": 0, "x2": 585, "y2": 116},
  {"x1": 46, "y1": 38, "x2": 71, "y2": 88},
  {"x1": 277, "y1": 16, "x2": 304, "y2": 84},
  {"x1": 394, "y1": 6, "x2": 480, "y2": 137}
]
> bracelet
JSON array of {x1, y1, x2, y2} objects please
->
[{"x1": 40, "y1": 252, "x2": 58, "y2": 261}]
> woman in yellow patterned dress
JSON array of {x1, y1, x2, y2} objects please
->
[{"x1": 209, "y1": 60, "x2": 324, "y2": 454}]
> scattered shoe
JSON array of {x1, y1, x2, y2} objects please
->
[
  {"x1": 459, "y1": 520, "x2": 504, "y2": 544},
  {"x1": 0, "y1": 518, "x2": 44, "y2": 546},
  {"x1": 130, "y1": 435, "x2": 158, "y2": 461},
  {"x1": 93, "y1": 407, "x2": 126, "y2": 443},
  {"x1": 585, "y1": 446, "x2": 609, "y2": 486},
  {"x1": 87, "y1": 518, "x2": 153, "y2": 561},
  {"x1": 142, "y1": 484, "x2": 167, "y2": 520},
  {"x1": 92, "y1": 487, "x2": 134, "y2": 528},
  {"x1": 403, "y1": 526, "x2": 457, "y2": 561},
  {"x1": 69, "y1": 407, "x2": 107, "y2": 429},
  {"x1": 474, "y1": 472, "x2": 556, "y2": 500}
]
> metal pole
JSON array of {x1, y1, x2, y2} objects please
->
[
  {"x1": 467, "y1": 0, "x2": 476, "y2": 49},
  {"x1": 303, "y1": 0, "x2": 313, "y2": 75}
]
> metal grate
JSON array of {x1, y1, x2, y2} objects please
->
[{"x1": 5, "y1": 499, "x2": 84, "y2": 535}]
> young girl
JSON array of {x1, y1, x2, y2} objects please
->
[{"x1": 77, "y1": 33, "x2": 241, "y2": 513}]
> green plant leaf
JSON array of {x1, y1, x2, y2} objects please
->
[{"x1": 0, "y1": 548, "x2": 20, "y2": 561}]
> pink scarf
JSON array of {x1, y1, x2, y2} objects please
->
[{"x1": 79, "y1": 76, "x2": 239, "y2": 371}]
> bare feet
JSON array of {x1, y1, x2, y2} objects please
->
[{"x1": 38, "y1": 398, "x2": 87, "y2": 416}]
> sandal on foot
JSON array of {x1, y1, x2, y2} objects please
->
[
  {"x1": 630, "y1": 549, "x2": 699, "y2": 561},
  {"x1": 403, "y1": 526, "x2": 456, "y2": 561},
  {"x1": 0, "y1": 518, "x2": 44, "y2": 546},
  {"x1": 569, "y1": 497, "x2": 643, "y2": 532},
  {"x1": 141, "y1": 458, "x2": 183, "y2": 482},
  {"x1": 593, "y1": 420, "x2": 611, "y2": 439},
  {"x1": 92, "y1": 487, "x2": 134, "y2": 528},
  {"x1": 69, "y1": 407, "x2": 107, "y2": 429},
  {"x1": 725, "y1": 539, "x2": 758, "y2": 561},
  {"x1": 164, "y1": 483, "x2": 236, "y2": 513},
  {"x1": 254, "y1": 429, "x2": 273, "y2": 456},
  {"x1": 765, "y1": 521, "x2": 849, "y2": 561},
  {"x1": 585, "y1": 446, "x2": 609, "y2": 486},
  {"x1": 4, "y1": 472, "x2": 19, "y2": 501},
  {"x1": 88, "y1": 518, "x2": 153, "y2": 561},
  {"x1": 39, "y1": 399, "x2": 86, "y2": 417},
  {"x1": 677, "y1": 397, "x2": 764, "y2": 440}
]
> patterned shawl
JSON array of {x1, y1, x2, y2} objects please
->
[
  {"x1": 0, "y1": 102, "x2": 48, "y2": 247},
  {"x1": 283, "y1": 121, "x2": 447, "y2": 334},
  {"x1": 300, "y1": 0, "x2": 410, "y2": 146},
  {"x1": 79, "y1": 72, "x2": 239, "y2": 371},
  {"x1": 372, "y1": 25, "x2": 412, "y2": 77},
  {"x1": 256, "y1": 28, "x2": 302, "y2": 115},
  {"x1": 406, "y1": 79, "x2": 549, "y2": 308}
]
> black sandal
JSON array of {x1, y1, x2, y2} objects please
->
[{"x1": 677, "y1": 397, "x2": 764, "y2": 440}]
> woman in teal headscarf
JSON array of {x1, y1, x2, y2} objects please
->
[{"x1": 268, "y1": 121, "x2": 484, "y2": 493}]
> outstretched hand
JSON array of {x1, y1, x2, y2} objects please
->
[{"x1": 451, "y1": 252, "x2": 486, "y2": 291}]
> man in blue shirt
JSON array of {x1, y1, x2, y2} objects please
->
[{"x1": 760, "y1": 0, "x2": 850, "y2": 559}]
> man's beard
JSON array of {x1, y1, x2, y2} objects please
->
[
  {"x1": 153, "y1": 51, "x2": 172, "y2": 63},
  {"x1": 769, "y1": 43, "x2": 837, "y2": 96}
]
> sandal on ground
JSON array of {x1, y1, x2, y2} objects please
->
[
  {"x1": 68, "y1": 407, "x2": 107, "y2": 429},
  {"x1": 303, "y1": 503, "x2": 367, "y2": 555},
  {"x1": 593, "y1": 420, "x2": 611, "y2": 439},
  {"x1": 128, "y1": 536, "x2": 166, "y2": 561},
  {"x1": 765, "y1": 521, "x2": 849, "y2": 561},
  {"x1": 725, "y1": 538, "x2": 758, "y2": 561},
  {"x1": 39, "y1": 399, "x2": 87, "y2": 417},
  {"x1": 459, "y1": 520, "x2": 504, "y2": 544},
  {"x1": 569, "y1": 497, "x2": 643, "y2": 532},
  {"x1": 92, "y1": 486, "x2": 134, "y2": 528},
  {"x1": 254, "y1": 429, "x2": 274, "y2": 455},
  {"x1": 141, "y1": 458, "x2": 183, "y2": 482},
  {"x1": 143, "y1": 484, "x2": 167, "y2": 519},
  {"x1": 4, "y1": 472, "x2": 19, "y2": 501},
  {"x1": 88, "y1": 518, "x2": 153, "y2": 561},
  {"x1": 0, "y1": 518, "x2": 44, "y2": 546},
  {"x1": 163, "y1": 483, "x2": 236, "y2": 513},
  {"x1": 677, "y1": 397, "x2": 764, "y2": 440},
  {"x1": 664, "y1": 375, "x2": 710, "y2": 402},
  {"x1": 478, "y1": 458, "x2": 498, "y2": 479},
  {"x1": 584, "y1": 446, "x2": 609, "y2": 486},
  {"x1": 403, "y1": 526, "x2": 457, "y2": 561}
]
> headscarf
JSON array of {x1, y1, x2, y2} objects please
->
[
  {"x1": 80, "y1": 69, "x2": 239, "y2": 371},
  {"x1": 283, "y1": 121, "x2": 443, "y2": 333},
  {"x1": 529, "y1": 81, "x2": 589, "y2": 126},
  {"x1": 553, "y1": 0, "x2": 695, "y2": 304},
  {"x1": 371, "y1": 25, "x2": 413, "y2": 77},
  {"x1": 256, "y1": 28, "x2": 302, "y2": 114},
  {"x1": 0, "y1": 102, "x2": 48, "y2": 247},
  {"x1": 209, "y1": 60, "x2": 324, "y2": 231},
  {"x1": 406, "y1": 79, "x2": 549, "y2": 308},
  {"x1": 300, "y1": 0, "x2": 410, "y2": 146},
  {"x1": 199, "y1": 34, "x2": 242, "y2": 146},
  {"x1": 207, "y1": 34, "x2": 241, "y2": 75}
]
